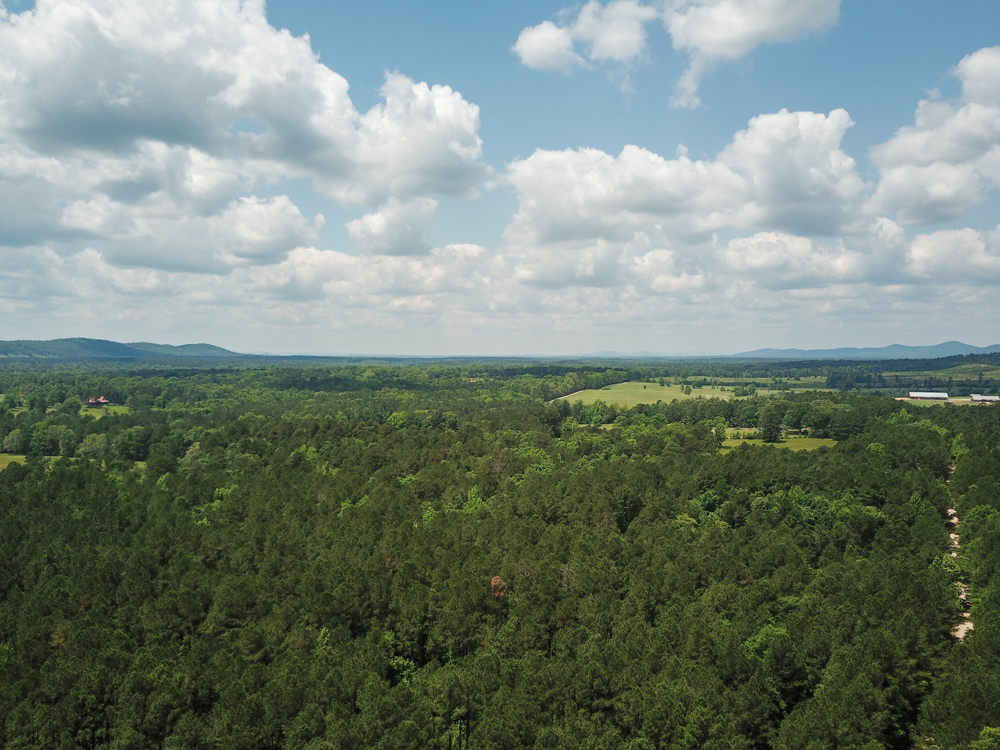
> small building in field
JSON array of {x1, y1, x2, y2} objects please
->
[
  {"x1": 971, "y1": 394, "x2": 1000, "y2": 402},
  {"x1": 86, "y1": 396, "x2": 112, "y2": 407},
  {"x1": 909, "y1": 392, "x2": 949, "y2": 400}
]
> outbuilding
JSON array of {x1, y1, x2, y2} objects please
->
[
  {"x1": 909, "y1": 392, "x2": 949, "y2": 400},
  {"x1": 971, "y1": 394, "x2": 1000, "y2": 402}
]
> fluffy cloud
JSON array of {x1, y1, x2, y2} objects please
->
[
  {"x1": 346, "y1": 197, "x2": 438, "y2": 256},
  {"x1": 1, "y1": 4, "x2": 998, "y2": 354},
  {"x1": 503, "y1": 108, "x2": 863, "y2": 255},
  {"x1": 0, "y1": 0, "x2": 485, "y2": 201},
  {"x1": 58, "y1": 192, "x2": 320, "y2": 272},
  {"x1": 246, "y1": 243, "x2": 493, "y2": 306},
  {"x1": 0, "y1": 0, "x2": 486, "y2": 272},
  {"x1": 908, "y1": 225, "x2": 1000, "y2": 281},
  {"x1": 513, "y1": 1, "x2": 658, "y2": 73},
  {"x1": 513, "y1": 0, "x2": 840, "y2": 105},
  {"x1": 511, "y1": 21, "x2": 585, "y2": 73},
  {"x1": 721, "y1": 232, "x2": 866, "y2": 289},
  {"x1": 499, "y1": 88, "x2": 1000, "y2": 312},
  {"x1": 664, "y1": 0, "x2": 841, "y2": 107},
  {"x1": 868, "y1": 46, "x2": 1000, "y2": 224}
]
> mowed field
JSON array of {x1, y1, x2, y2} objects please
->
[
  {"x1": 78, "y1": 404, "x2": 130, "y2": 419},
  {"x1": 0, "y1": 454, "x2": 24, "y2": 470},
  {"x1": 560, "y1": 379, "x2": 834, "y2": 407},
  {"x1": 895, "y1": 398, "x2": 986, "y2": 408},
  {"x1": 562, "y1": 381, "x2": 728, "y2": 406},
  {"x1": 0, "y1": 392, "x2": 130, "y2": 420},
  {"x1": 886, "y1": 364, "x2": 1000, "y2": 379},
  {"x1": 722, "y1": 437, "x2": 837, "y2": 453}
]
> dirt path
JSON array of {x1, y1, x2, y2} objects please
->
[
  {"x1": 549, "y1": 390, "x2": 585, "y2": 403},
  {"x1": 947, "y1": 506, "x2": 975, "y2": 640}
]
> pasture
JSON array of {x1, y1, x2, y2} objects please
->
[
  {"x1": 0, "y1": 394, "x2": 130, "y2": 419},
  {"x1": 895, "y1": 398, "x2": 982, "y2": 408},
  {"x1": 0, "y1": 454, "x2": 24, "y2": 470},
  {"x1": 562, "y1": 381, "x2": 729, "y2": 407},
  {"x1": 79, "y1": 404, "x2": 131, "y2": 419},
  {"x1": 722, "y1": 437, "x2": 837, "y2": 453},
  {"x1": 560, "y1": 378, "x2": 835, "y2": 408},
  {"x1": 886, "y1": 363, "x2": 1000, "y2": 379}
]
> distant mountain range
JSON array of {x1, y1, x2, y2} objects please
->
[
  {"x1": 733, "y1": 341, "x2": 1000, "y2": 360},
  {"x1": 2, "y1": 337, "x2": 999, "y2": 362},
  {"x1": 0, "y1": 338, "x2": 241, "y2": 360}
]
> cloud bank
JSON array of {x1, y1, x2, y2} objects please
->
[
  {"x1": 0, "y1": 2, "x2": 998, "y2": 352},
  {"x1": 0, "y1": 0, "x2": 487, "y2": 275},
  {"x1": 513, "y1": 0, "x2": 841, "y2": 106}
]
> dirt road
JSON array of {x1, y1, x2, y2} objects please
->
[{"x1": 947, "y1": 506, "x2": 974, "y2": 640}]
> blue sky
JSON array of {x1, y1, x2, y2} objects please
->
[{"x1": 1, "y1": 0, "x2": 998, "y2": 354}]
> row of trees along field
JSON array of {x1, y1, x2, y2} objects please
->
[{"x1": 1, "y1": 361, "x2": 1000, "y2": 748}]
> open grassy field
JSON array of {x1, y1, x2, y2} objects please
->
[
  {"x1": 722, "y1": 437, "x2": 837, "y2": 453},
  {"x1": 0, "y1": 454, "x2": 24, "y2": 470},
  {"x1": 0, "y1": 395, "x2": 131, "y2": 419},
  {"x1": 895, "y1": 398, "x2": 984, "y2": 408},
  {"x1": 886, "y1": 364, "x2": 1000, "y2": 379},
  {"x1": 78, "y1": 404, "x2": 130, "y2": 419},
  {"x1": 775, "y1": 376, "x2": 829, "y2": 387},
  {"x1": 562, "y1": 381, "x2": 729, "y2": 406},
  {"x1": 560, "y1": 380, "x2": 836, "y2": 407}
]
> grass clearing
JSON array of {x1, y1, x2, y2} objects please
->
[
  {"x1": 79, "y1": 404, "x2": 130, "y2": 419},
  {"x1": 562, "y1": 381, "x2": 730, "y2": 407},
  {"x1": 886, "y1": 364, "x2": 1000, "y2": 379},
  {"x1": 559, "y1": 380, "x2": 837, "y2": 408},
  {"x1": 0, "y1": 454, "x2": 25, "y2": 470},
  {"x1": 895, "y1": 398, "x2": 982, "y2": 408},
  {"x1": 722, "y1": 437, "x2": 837, "y2": 453},
  {"x1": 757, "y1": 387, "x2": 838, "y2": 397}
]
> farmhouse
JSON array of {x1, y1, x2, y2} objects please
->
[
  {"x1": 908, "y1": 392, "x2": 949, "y2": 400},
  {"x1": 86, "y1": 396, "x2": 112, "y2": 407},
  {"x1": 971, "y1": 394, "x2": 1000, "y2": 402}
]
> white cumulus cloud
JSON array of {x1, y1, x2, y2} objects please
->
[
  {"x1": 665, "y1": 0, "x2": 841, "y2": 107},
  {"x1": 346, "y1": 197, "x2": 438, "y2": 256},
  {"x1": 513, "y1": 0, "x2": 840, "y2": 105},
  {"x1": 908, "y1": 225, "x2": 1000, "y2": 281},
  {"x1": 503, "y1": 107, "x2": 864, "y2": 260},
  {"x1": 0, "y1": 0, "x2": 486, "y2": 272},
  {"x1": 511, "y1": 21, "x2": 585, "y2": 72},
  {"x1": 513, "y1": 1, "x2": 659, "y2": 73},
  {"x1": 868, "y1": 46, "x2": 1000, "y2": 224}
]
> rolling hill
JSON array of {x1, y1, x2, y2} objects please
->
[
  {"x1": 733, "y1": 341, "x2": 1000, "y2": 360},
  {"x1": 0, "y1": 338, "x2": 242, "y2": 360}
]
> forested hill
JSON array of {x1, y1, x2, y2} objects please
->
[
  {"x1": 2, "y1": 362, "x2": 1000, "y2": 748},
  {"x1": 0, "y1": 338, "x2": 241, "y2": 360}
]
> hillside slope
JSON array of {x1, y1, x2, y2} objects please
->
[{"x1": 0, "y1": 338, "x2": 241, "y2": 359}]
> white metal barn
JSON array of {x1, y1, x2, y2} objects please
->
[{"x1": 908, "y1": 392, "x2": 949, "y2": 400}]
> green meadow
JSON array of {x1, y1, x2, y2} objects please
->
[
  {"x1": 886, "y1": 363, "x2": 1000, "y2": 379},
  {"x1": 562, "y1": 381, "x2": 728, "y2": 406},
  {"x1": 560, "y1": 378, "x2": 834, "y2": 407},
  {"x1": 896, "y1": 398, "x2": 983, "y2": 408},
  {"x1": 0, "y1": 453, "x2": 24, "y2": 470},
  {"x1": 722, "y1": 436, "x2": 837, "y2": 453},
  {"x1": 78, "y1": 404, "x2": 131, "y2": 419}
]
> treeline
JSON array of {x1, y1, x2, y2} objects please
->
[
  {"x1": 0, "y1": 363, "x2": 999, "y2": 748},
  {"x1": 826, "y1": 355, "x2": 1000, "y2": 395}
]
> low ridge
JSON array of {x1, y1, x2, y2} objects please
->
[
  {"x1": 0, "y1": 337, "x2": 241, "y2": 360},
  {"x1": 733, "y1": 341, "x2": 1000, "y2": 360}
]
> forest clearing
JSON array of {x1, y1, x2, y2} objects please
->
[{"x1": 558, "y1": 377, "x2": 835, "y2": 407}]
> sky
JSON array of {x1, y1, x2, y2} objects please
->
[{"x1": 0, "y1": 0, "x2": 999, "y2": 355}]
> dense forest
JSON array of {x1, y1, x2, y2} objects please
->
[{"x1": 1, "y1": 360, "x2": 999, "y2": 748}]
